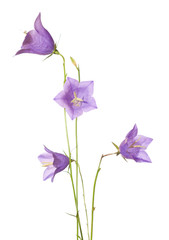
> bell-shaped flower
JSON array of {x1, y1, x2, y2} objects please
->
[
  {"x1": 38, "y1": 146, "x2": 69, "y2": 182},
  {"x1": 119, "y1": 124, "x2": 153, "y2": 162},
  {"x1": 16, "y1": 13, "x2": 55, "y2": 55},
  {"x1": 54, "y1": 77, "x2": 97, "y2": 120}
]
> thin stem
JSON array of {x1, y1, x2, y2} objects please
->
[
  {"x1": 64, "y1": 110, "x2": 83, "y2": 240},
  {"x1": 78, "y1": 65, "x2": 80, "y2": 83},
  {"x1": 90, "y1": 153, "x2": 115, "y2": 240},
  {"x1": 60, "y1": 54, "x2": 83, "y2": 240},
  {"x1": 75, "y1": 117, "x2": 79, "y2": 240},
  {"x1": 75, "y1": 64, "x2": 80, "y2": 240},
  {"x1": 59, "y1": 52, "x2": 66, "y2": 84},
  {"x1": 76, "y1": 161, "x2": 90, "y2": 240}
]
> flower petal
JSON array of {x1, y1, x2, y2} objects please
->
[
  {"x1": 120, "y1": 140, "x2": 133, "y2": 159},
  {"x1": 34, "y1": 13, "x2": 54, "y2": 48},
  {"x1": 38, "y1": 153, "x2": 53, "y2": 163},
  {"x1": 51, "y1": 168, "x2": 62, "y2": 182},
  {"x1": 43, "y1": 166, "x2": 56, "y2": 181},
  {"x1": 64, "y1": 77, "x2": 79, "y2": 95},
  {"x1": 78, "y1": 81, "x2": 94, "y2": 98},
  {"x1": 134, "y1": 135, "x2": 153, "y2": 149},
  {"x1": 132, "y1": 151, "x2": 152, "y2": 163},
  {"x1": 53, "y1": 153, "x2": 69, "y2": 168},
  {"x1": 82, "y1": 97, "x2": 97, "y2": 112},
  {"x1": 126, "y1": 124, "x2": 138, "y2": 139},
  {"x1": 54, "y1": 91, "x2": 69, "y2": 108}
]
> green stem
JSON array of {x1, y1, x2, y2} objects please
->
[
  {"x1": 59, "y1": 54, "x2": 83, "y2": 240},
  {"x1": 77, "y1": 162, "x2": 90, "y2": 240},
  {"x1": 64, "y1": 110, "x2": 83, "y2": 240},
  {"x1": 75, "y1": 117, "x2": 79, "y2": 240},
  {"x1": 75, "y1": 65, "x2": 80, "y2": 240},
  {"x1": 90, "y1": 153, "x2": 114, "y2": 240},
  {"x1": 59, "y1": 52, "x2": 66, "y2": 84}
]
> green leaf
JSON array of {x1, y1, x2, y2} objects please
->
[{"x1": 65, "y1": 212, "x2": 76, "y2": 218}]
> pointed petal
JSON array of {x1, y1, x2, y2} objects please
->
[
  {"x1": 133, "y1": 151, "x2": 152, "y2": 163},
  {"x1": 78, "y1": 81, "x2": 94, "y2": 97},
  {"x1": 43, "y1": 166, "x2": 56, "y2": 181},
  {"x1": 64, "y1": 77, "x2": 79, "y2": 95},
  {"x1": 71, "y1": 107, "x2": 83, "y2": 120},
  {"x1": 82, "y1": 97, "x2": 97, "y2": 112},
  {"x1": 34, "y1": 13, "x2": 54, "y2": 46},
  {"x1": 126, "y1": 124, "x2": 138, "y2": 139},
  {"x1": 134, "y1": 135, "x2": 153, "y2": 149},
  {"x1": 54, "y1": 91, "x2": 68, "y2": 108}
]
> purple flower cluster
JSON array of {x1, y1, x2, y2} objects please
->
[{"x1": 16, "y1": 13, "x2": 153, "y2": 182}]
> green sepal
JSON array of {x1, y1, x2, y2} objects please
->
[
  {"x1": 122, "y1": 156, "x2": 128, "y2": 162},
  {"x1": 112, "y1": 142, "x2": 119, "y2": 151},
  {"x1": 43, "y1": 53, "x2": 54, "y2": 61}
]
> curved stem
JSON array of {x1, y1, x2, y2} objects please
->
[
  {"x1": 58, "y1": 52, "x2": 66, "y2": 84},
  {"x1": 90, "y1": 153, "x2": 115, "y2": 240}
]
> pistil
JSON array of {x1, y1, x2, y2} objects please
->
[{"x1": 71, "y1": 92, "x2": 83, "y2": 107}]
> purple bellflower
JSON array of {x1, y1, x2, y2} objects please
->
[
  {"x1": 16, "y1": 13, "x2": 56, "y2": 55},
  {"x1": 54, "y1": 77, "x2": 97, "y2": 120},
  {"x1": 119, "y1": 124, "x2": 153, "y2": 163},
  {"x1": 38, "y1": 146, "x2": 69, "y2": 182}
]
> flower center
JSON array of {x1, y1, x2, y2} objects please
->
[
  {"x1": 42, "y1": 162, "x2": 53, "y2": 167},
  {"x1": 71, "y1": 92, "x2": 83, "y2": 107}
]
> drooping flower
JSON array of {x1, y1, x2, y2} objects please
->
[
  {"x1": 16, "y1": 13, "x2": 56, "y2": 55},
  {"x1": 38, "y1": 146, "x2": 69, "y2": 182},
  {"x1": 54, "y1": 77, "x2": 97, "y2": 120},
  {"x1": 119, "y1": 124, "x2": 153, "y2": 162}
]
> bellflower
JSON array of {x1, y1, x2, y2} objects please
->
[
  {"x1": 119, "y1": 124, "x2": 153, "y2": 162},
  {"x1": 16, "y1": 13, "x2": 55, "y2": 55},
  {"x1": 54, "y1": 77, "x2": 97, "y2": 120},
  {"x1": 38, "y1": 146, "x2": 69, "y2": 182}
]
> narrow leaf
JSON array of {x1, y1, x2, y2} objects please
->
[
  {"x1": 112, "y1": 142, "x2": 119, "y2": 151},
  {"x1": 65, "y1": 212, "x2": 76, "y2": 218}
]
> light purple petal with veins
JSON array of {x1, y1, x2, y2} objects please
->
[
  {"x1": 38, "y1": 153, "x2": 53, "y2": 163},
  {"x1": 132, "y1": 151, "x2": 152, "y2": 163},
  {"x1": 43, "y1": 166, "x2": 56, "y2": 181},
  {"x1": 126, "y1": 124, "x2": 138, "y2": 139},
  {"x1": 134, "y1": 135, "x2": 153, "y2": 150}
]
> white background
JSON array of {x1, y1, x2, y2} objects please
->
[{"x1": 1, "y1": 0, "x2": 169, "y2": 239}]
